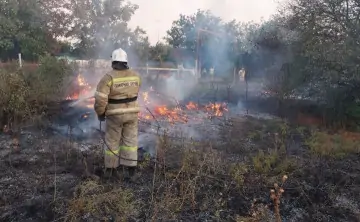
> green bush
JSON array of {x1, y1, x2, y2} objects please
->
[
  {"x1": 0, "y1": 56, "x2": 75, "y2": 130},
  {"x1": 28, "y1": 56, "x2": 74, "y2": 102}
]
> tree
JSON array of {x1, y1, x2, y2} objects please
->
[
  {"x1": 166, "y1": 10, "x2": 241, "y2": 74},
  {"x1": 127, "y1": 27, "x2": 151, "y2": 66},
  {"x1": 66, "y1": 0, "x2": 148, "y2": 59},
  {"x1": 0, "y1": 0, "x2": 60, "y2": 61},
  {"x1": 0, "y1": 0, "x2": 150, "y2": 62},
  {"x1": 280, "y1": 0, "x2": 360, "y2": 125},
  {"x1": 148, "y1": 43, "x2": 172, "y2": 65}
]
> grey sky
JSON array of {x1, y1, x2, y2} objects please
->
[{"x1": 128, "y1": 0, "x2": 283, "y2": 45}]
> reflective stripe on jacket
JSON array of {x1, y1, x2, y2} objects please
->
[{"x1": 94, "y1": 69, "x2": 141, "y2": 116}]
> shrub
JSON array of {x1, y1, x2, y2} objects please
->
[
  {"x1": 0, "y1": 56, "x2": 75, "y2": 130},
  {"x1": 306, "y1": 131, "x2": 360, "y2": 158}
]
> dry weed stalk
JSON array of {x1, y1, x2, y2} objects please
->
[
  {"x1": 270, "y1": 175, "x2": 288, "y2": 222},
  {"x1": 53, "y1": 149, "x2": 57, "y2": 202}
]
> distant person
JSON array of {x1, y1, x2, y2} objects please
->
[
  {"x1": 202, "y1": 68, "x2": 207, "y2": 78},
  {"x1": 238, "y1": 67, "x2": 246, "y2": 82},
  {"x1": 94, "y1": 48, "x2": 141, "y2": 182},
  {"x1": 209, "y1": 67, "x2": 215, "y2": 81},
  {"x1": 177, "y1": 64, "x2": 184, "y2": 79}
]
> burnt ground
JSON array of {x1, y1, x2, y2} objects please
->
[{"x1": 1, "y1": 86, "x2": 360, "y2": 222}]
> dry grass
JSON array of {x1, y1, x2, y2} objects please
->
[
  {"x1": 1, "y1": 82, "x2": 360, "y2": 221},
  {"x1": 65, "y1": 180, "x2": 136, "y2": 222},
  {"x1": 148, "y1": 138, "x2": 230, "y2": 221},
  {"x1": 306, "y1": 131, "x2": 360, "y2": 158}
]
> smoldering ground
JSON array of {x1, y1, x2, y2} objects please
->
[
  {"x1": 1, "y1": 57, "x2": 360, "y2": 222},
  {"x1": 55, "y1": 68, "x2": 234, "y2": 150},
  {"x1": 2, "y1": 102, "x2": 360, "y2": 221},
  {"x1": 12, "y1": 60, "x2": 357, "y2": 222}
]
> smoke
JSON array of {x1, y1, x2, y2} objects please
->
[
  {"x1": 62, "y1": 0, "x2": 298, "y2": 149},
  {"x1": 163, "y1": 75, "x2": 197, "y2": 101},
  {"x1": 138, "y1": 133, "x2": 158, "y2": 157},
  {"x1": 69, "y1": 88, "x2": 96, "y2": 107}
]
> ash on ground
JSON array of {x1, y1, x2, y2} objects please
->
[{"x1": 1, "y1": 91, "x2": 360, "y2": 222}]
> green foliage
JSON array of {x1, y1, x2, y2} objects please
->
[
  {"x1": 148, "y1": 43, "x2": 173, "y2": 64},
  {"x1": 248, "y1": 120, "x2": 295, "y2": 175},
  {"x1": 29, "y1": 56, "x2": 73, "y2": 102},
  {"x1": 0, "y1": 56, "x2": 74, "y2": 129},
  {"x1": 165, "y1": 10, "x2": 249, "y2": 72},
  {"x1": 67, "y1": 0, "x2": 148, "y2": 59},
  {"x1": 276, "y1": 0, "x2": 360, "y2": 126},
  {"x1": 0, "y1": 69, "x2": 32, "y2": 125},
  {"x1": 306, "y1": 131, "x2": 360, "y2": 159},
  {"x1": 229, "y1": 163, "x2": 248, "y2": 189},
  {"x1": 252, "y1": 150, "x2": 278, "y2": 174},
  {"x1": 346, "y1": 103, "x2": 360, "y2": 124},
  {"x1": 0, "y1": 0, "x2": 149, "y2": 61},
  {"x1": 0, "y1": 0, "x2": 50, "y2": 60},
  {"x1": 252, "y1": 150, "x2": 296, "y2": 175}
]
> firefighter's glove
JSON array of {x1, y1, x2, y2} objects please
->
[{"x1": 98, "y1": 114, "x2": 106, "y2": 122}]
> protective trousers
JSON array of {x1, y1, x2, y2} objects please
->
[{"x1": 104, "y1": 113, "x2": 138, "y2": 168}]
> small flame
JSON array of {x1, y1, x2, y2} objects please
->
[
  {"x1": 142, "y1": 92, "x2": 149, "y2": 104},
  {"x1": 77, "y1": 74, "x2": 87, "y2": 86},
  {"x1": 155, "y1": 106, "x2": 168, "y2": 115},
  {"x1": 205, "y1": 102, "x2": 228, "y2": 117},
  {"x1": 66, "y1": 77, "x2": 229, "y2": 124},
  {"x1": 66, "y1": 74, "x2": 92, "y2": 101},
  {"x1": 186, "y1": 101, "x2": 198, "y2": 110}
]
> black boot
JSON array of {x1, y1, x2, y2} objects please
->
[
  {"x1": 123, "y1": 166, "x2": 140, "y2": 183},
  {"x1": 103, "y1": 168, "x2": 122, "y2": 180}
]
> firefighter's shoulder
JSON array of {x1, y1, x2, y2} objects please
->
[
  {"x1": 101, "y1": 72, "x2": 114, "y2": 81},
  {"x1": 97, "y1": 72, "x2": 113, "y2": 87},
  {"x1": 128, "y1": 68, "x2": 140, "y2": 76}
]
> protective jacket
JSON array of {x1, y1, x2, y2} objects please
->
[{"x1": 94, "y1": 69, "x2": 141, "y2": 117}]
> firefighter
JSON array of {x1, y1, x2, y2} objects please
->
[{"x1": 94, "y1": 48, "x2": 141, "y2": 181}]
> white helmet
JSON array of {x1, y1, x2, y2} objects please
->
[{"x1": 111, "y1": 48, "x2": 128, "y2": 62}]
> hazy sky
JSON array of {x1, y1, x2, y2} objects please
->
[{"x1": 128, "y1": 0, "x2": 283, "y2": 45}]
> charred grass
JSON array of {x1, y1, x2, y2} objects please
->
[
  {"x1": 1, "y1": 116, "x2": 360, "y2": 222},
  {"x1": 1, "y1": 64, "x2": 360, "y2": 221}
]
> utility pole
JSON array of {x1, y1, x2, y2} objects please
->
[{"x1": 196, "y1": 31, "x2": 200, "y2": 77}]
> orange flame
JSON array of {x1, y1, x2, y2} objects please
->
[
  {"x1": 186, "y1": 101, "x2": 198, "y2": 110},
  {"x1": 66, "y1": 74, "x2": 229, "y2": 123},
  {"x1": 66, "y1": 73, "x2": 92, "y2": 100}
]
